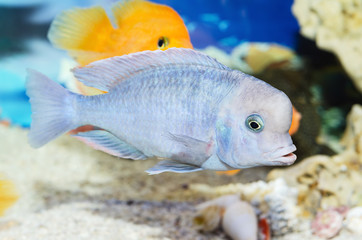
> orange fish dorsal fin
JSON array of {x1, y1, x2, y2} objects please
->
[
  {"x1": 48, "y1": 6, "x2": 114, "y2": 55},
  {"x1": 0, "y1": 176, "x2": 18, "y2": 216},
  {"x1": 111, "y1": 0, "x2": 152, "y2": 28}
]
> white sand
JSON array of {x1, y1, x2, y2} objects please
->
[{"x1": 0, "y1": 202, "x2": 168, "y2": 240}]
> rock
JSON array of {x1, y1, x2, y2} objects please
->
[
  {"x1": 268, "y1": 104, "x2": 362, "y2": 215},
  {"x1": 201, "y1": 43, "x2": 301, "y2": 75},
  {"x1": 191, "y1": 178, "x2": 302, "y2": 235},
  {"x1": 340, "y1": 104, "x2": 362, "y2": 153},
  {"x1": 193, "y1": 205, "x2": 224, "y2": 232},
  {"x1": 200, "y1": 46, "x2": 233, "y2": 67},
  {"x1": 194, "y1": 195, "x2": 258, "y2": 240},
  {"x1": 345, "y1": 207, "x2": 362, "y2": 234},
  {"x1": 230, "y1": 42, "x2": 300, "y2": 74},
  {"x1": 292, "y1": 0, "x2": 362, "y2": 93},
  {"x1": 194, "y1": 194, "x2": 242, "y2": 232}
]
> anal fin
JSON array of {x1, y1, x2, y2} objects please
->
[
  {"x1": 146, "y1": 160, "x2": 203, "y2": 175},
  {"x1": 73, "y1": 130, "x2": 147, "y2": 160}
]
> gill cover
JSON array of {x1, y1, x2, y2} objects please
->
[{"x1": 215, "y1": 119, "x2": 233, "y2": 164}]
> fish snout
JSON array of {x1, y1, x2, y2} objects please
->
[{"x1": 267, "y1": 144, "x2": 297, "y2": 166}]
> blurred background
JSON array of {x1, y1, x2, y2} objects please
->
[
  {"x1": 1, "y1": 1, "x2": 362, "y2": 239},
  {"x1": 1, "y1": 0, "x2": 361, "y2": 160},
  {"x1": 0, "y1": 0, "x2": 299, "y2": 127}
]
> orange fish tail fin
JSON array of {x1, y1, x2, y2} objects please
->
[
  {"x1": 215, "y1": 169, "x2": 241, "y2": 176},
  {"x1": 48, "y1": 6, "x2": 114, "y2": 65},
  {"x1": 0, "y1": 176, "x2": 18, "y2": 216}
]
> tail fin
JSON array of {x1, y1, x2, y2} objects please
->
[
  {"x1": 0, "y1": 175, "x2": 18, "y2": 216},
  {"x1": 26, "y1": 69, "x2": 76, "y2": 148}
]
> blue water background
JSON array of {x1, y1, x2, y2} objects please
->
[
  {"x1": 0, "y1": 0, "x2": 299, "y2": 127},
  {"x1": 155, "y1": 0, "x2": 299, "y2": 51}
]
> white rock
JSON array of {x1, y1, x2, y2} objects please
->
[{"x1": 345, "y1": 207, "x2": 362, "y2": 234}]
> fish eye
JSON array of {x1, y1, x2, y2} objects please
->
[
  {"x1": 245, "y1": 114, "x2": 264, "y2": 132},
  {"x1": 157, "y1": 36, "x2": 169, "y2": 49}
]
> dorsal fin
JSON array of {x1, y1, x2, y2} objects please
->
[
  {"x1": 111, "y1": 0, "x2": 148, "y2": 28},
  {"x1": 48, "y1": 6, "x2": 114, "y2": 54},
  {"x1": 72, "y1": 48, "x2": 231, "y2": 92}
]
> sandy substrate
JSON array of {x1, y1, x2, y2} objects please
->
[
  {"x1": 0, "y1": 201, "x2": 231, "y2": 240},
  {"x1": 0, "y1": 125, "x2": 268, "y2": 239}
]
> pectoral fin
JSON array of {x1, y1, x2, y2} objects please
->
[
  {"x1": 146, "y1": 160, "x2": 203, "y2": 175},
  {"x1": 73, "y1": 130, "x2": 147, "y2": 160},
  {"x1": 167, "y1": 133, "x2": 213, "y2": 164}
]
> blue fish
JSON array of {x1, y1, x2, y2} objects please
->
[{"x1": 26, "y1": 48, "x2": 296, "y2": 174}]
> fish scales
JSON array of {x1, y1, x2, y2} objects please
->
[
  {"x1": 26, "y1": 48, "x2": 297, "y2": 174},
  {"x1": 77, "y1": 66, "x2": 238, "y2": 159}
]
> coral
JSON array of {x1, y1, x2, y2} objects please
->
[
  {"x1": 230, "y1": 43, "x2": 299, "y2": 74},
  {"x1": 192, "y1": 105, "x2": 362, "y2": 239},
  {"x1": 268, "y1": 104, "x2": 362, "y2": 216},
  {"x1": 200, "y1": 46, "x2": 232, "y2": 67},
  {"x1": 345, "y1": 207, "x2": 362, "y2": 234},
  {"x1": 201, "y1": 42, "x2": 300, "y2": 75},
  {"x1": 190, "y1": 178, "x2": 303, "y2": 235},
  {"x1": 311, "y1": 208, "x2": 343, "y2": 239},
  {"x1": 262, "y1": 181, "x2": 300, "y2": 236},
  {"x1": 340, "y1": 104, "x2": 362, "y2": 153},
  {"x1": 268, "y1": 150, "x2": 362, "y2": 215},
  {"x1": 292, "y1": 0, "x2": 362, "y2": 93}
]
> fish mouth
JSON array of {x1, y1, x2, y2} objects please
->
[{"x1": 269, "y1": 144, "x2": 297, "y2": 166}]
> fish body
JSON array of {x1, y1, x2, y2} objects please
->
[
  {"x1": 48, "y1": 0, "x2": 192, "y2": 96},
  {"x1": 48, "y1": 0, "x2": 192, "y2": 66},
  {"x1": 26, "y1": 48, "x2": 296, "y2": 174}
]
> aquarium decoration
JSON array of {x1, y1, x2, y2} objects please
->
[
  {"x1": 0, "y1": 0, "x2": 362, "y2": 239},
  {"x1": 293, "y1": 0, "x2": 362, "y2": 93}
]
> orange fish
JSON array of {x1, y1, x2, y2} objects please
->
[
  {"x1": 0, "y1": 175, "x2": 18, "y2": 216},
  {"x1": 48, "y1": 0, "x2": 193, "y2": 95}
]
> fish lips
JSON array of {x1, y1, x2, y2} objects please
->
[{"x1": 268, "y1": 144, "x2": 297, "y2": 166}]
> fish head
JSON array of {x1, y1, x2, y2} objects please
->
[
  {"x1": 121, "y1": 1, "x2": 193, "y2": 52},
  {"x1": 146, "y1": 3, "x2": 193, "y2": 50},
  {"x1": 215, "y1": 73, "x2": 296, "y2": 168}
]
